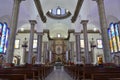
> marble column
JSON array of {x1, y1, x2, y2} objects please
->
[
  {"x1": 81, "y1": 20, "x2": 90, "y2": 64},
  {"x1": 75, "y1": 33, "x2": 81, "y2": 63},
  {"x1": 69, "y1": 42, "x2": 74, "y2": 62},
  {"x1": 49, "y1": 51, "x2": 52, "y2": 63},
  {"x1": 44, "y1": 42, "x2": 48, "y2": 63},
  {"x1": 66, "y1": 51, "x2": 69, "y2": 62},
  {"x1": 94, "y1": 0, "x2": 111, "y2": 62},
  {"x1": 6, "y1": 0, "x2": 23, "y2": 64},
  {"x1": 36, "y1": 32, "x2": 43, "y2": 64},
  {"x1": 27, "y1": 20, "x2": 37, "y2": 64}
]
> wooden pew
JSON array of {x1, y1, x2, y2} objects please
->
[
  {"x1": 91, "y1": 73, "x2": 120, "y2": 80},
  {"x1": 0, "y1": 64, "x2": 53, "y2": 80},
  {"x1": 65, "y1": 64, "x2": 120, "y2": 80},
  {"x1": 0, "y1": 74, "x2": 26, "y2": 80},
  {"x1": 83, "y1": 66, "x2": 120, "y2": 80}
]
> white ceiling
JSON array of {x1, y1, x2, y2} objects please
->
[{"x1": 0, "y1": 0, "x2": 120, "y2": 38}]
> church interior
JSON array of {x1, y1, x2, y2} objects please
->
[{"x1": 0, "y1": 0, "x2": 120, "y2": 80}]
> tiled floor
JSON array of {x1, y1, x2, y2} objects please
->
[{"x1": 45, "y1": 69, "x2": 73, "y2": 80}]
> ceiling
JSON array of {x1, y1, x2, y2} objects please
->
[{"x1": 0, "y1": 0, "x2": 120, "y2": 38}]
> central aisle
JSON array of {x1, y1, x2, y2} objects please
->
[{"x1": 45, "y1": 69, "x2": 73, "y2": 80}]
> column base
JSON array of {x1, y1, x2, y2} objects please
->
[
  {"x1": 35, "y1": 61, "x2": 41, "y2": 64},
  {"x1": 76, "y1": 61, "x2": 84, "y2": 64},
  {"x1": 25, "y1": 63, "x2": 33, "y2": 67}
]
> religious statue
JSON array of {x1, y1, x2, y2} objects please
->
[{"x1": 22, "y1": 38, "x2": 28, "y2": 47}]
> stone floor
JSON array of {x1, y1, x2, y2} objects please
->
[{"x1": 45, "y1": 69, "x2": 73, "y2": 80}]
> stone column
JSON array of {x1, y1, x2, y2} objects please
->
[
  {"x1": 36, "y1": 32, "x2": 43, "y2": 64},
  {"x1": 75, "y1": 33, "x2": 81, "y2": 63},
  {"x1": 49, "y1": 51, "x2": 52, "y2": 63},
  {"x1": 94, "y1": 0, "x2": 111, "y2": 63},
  {"x1": 44, "y1": 42, "x2": 48, "y2": 63},
  {"x1": 27, "y1": 20, "x2": 37, "y2": 64},
  {"x1": 81, "y1": 20, "x2": 90, "y2": 64},
  {"x1": 69, "y1": 42, "x2": 74, "y2": 63},
  {"x1": 6, "y1": 0, "x2": 23, "y2": 64},
  {"x1": 66, "y1": 51, "x2": 69, "y2": 62}
]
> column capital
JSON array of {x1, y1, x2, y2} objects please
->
[
  {"x1": 14, "y1": 0, "x2": 25, "y2": 3},
  {"x1": 92, "y1": 0, "x2": 104, "y2": 5},
  {"x1": 74, "y1": 32, "x2": 81, "y2": 35},
  {"x1": 37, "y1": 32, "x2": 43, "y2": 35},
  {"x1": 80, "y1": 20, "x2": 89, "y2": 24},
  {"x1": 29, "y1": 20, "x2": 37, "y2": 25}
]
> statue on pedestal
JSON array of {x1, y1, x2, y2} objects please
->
[{"x1": 22, "y1": 38, "x2": 28, "y2": 47}]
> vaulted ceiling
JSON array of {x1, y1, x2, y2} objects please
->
[{"x1": 0, "y1": 0, "x2": 120, "y2": 38}]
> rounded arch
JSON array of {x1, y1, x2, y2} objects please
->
[
  {"x1": 106, "y1": 15, "x2": 119, "y2": 28},
  {"x1": 32, "y1": 56, "x2": 36, "y2": 64},
  {"x1": 49, "y1": 23, "x2": 68, "y2": 38},
  {"x1": 41, "y1": 0, "x2": 77, "y2": 14},
  {"x1": 16, "y1": 23, "x2": 30, "y2": 32},
  {"x1": 13, "y1": 55, "x2": 21, "y2": 65},
  {"x1": 0, "y1": 15, "x2": 11, "y2": 28}
]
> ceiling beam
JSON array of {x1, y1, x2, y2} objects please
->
[
  {"x1": 71, "y1": 0, "x2": 84, "y2": 23},
  {"x1": 34, "y1": 0, "x2": 47, "y2": 23}
]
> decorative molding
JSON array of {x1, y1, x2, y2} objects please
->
[
  {"x1": 46, "y1": 11, "x2": 71, "y2": 19},
  {"x1": 43, "y1": 29, "x2": 75, "y2": 40}
]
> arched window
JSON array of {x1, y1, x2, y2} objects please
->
[
  {"x1": 56, "y1": 7, "x2": 61, "y2": 15},
  {"x1": 57, "y1": 33, "x2": 61, "y2": 38}
]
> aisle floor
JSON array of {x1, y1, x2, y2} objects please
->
[{"x1": 45, "y1": 69, "x2": 73, "y2": 80}]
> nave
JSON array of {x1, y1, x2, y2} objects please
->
[{"x1": 45, "y1": 69, "x2": 73, "y2": 80}]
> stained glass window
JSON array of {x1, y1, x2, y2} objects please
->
[
  {"x1": 0, "y1": 22, "x2": 10, "y2": 54},
  {"x1": 108, "y1": 22, "x2": 120, "y2": 53}
]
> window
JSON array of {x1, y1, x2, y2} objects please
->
[
  {"x1": 97, "y1": 39, "x2": 103, "y2": 49},
  {"x1": 0, "y1": 22, "x2": 10, "y2": 54},
  {"x1": 56, "y1": 7, "x2": 61, "y2": 15},
  {"x1": 57, "y1": 33, "x2": 61, "y2": 38},
  {"x1": 80, "y1": 40, "x2": 84, "y2": 48},
  {"x1": 33, "y1": 40, "x2": 37, "y2": 48},
  {"x1": 15, "y1": 39, "x2": 20, "y2": 49}
]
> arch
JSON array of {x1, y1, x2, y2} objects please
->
[
  {"x1": 32, "y1": 56, "x2": 36, "y2": 64},
  {"x1": 49, "y1": 23, "x2": 68, "y2": 38},
  {"x1": 13, "y1": 55, "x2": 21, "y2": 65},
  {"x1": 0, "y1": 15, "x2": 11, "y2": 28},
  {"x1": 113, "y1": 55, "x2": 120, "y2": 65},
  {"x1": 106, "y1": 15, "x2": 119, "y2": 28}
]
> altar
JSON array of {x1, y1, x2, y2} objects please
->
[
  {"x1": 51, "y1": 39, "x2": 67, "y2": 63},
  {"x1": 54, "y1": 62, "x2": 63, "y2": 70}
]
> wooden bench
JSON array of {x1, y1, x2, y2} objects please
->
[
  {"x1": 0, "y1": 74, "x2": 26, "y2": 80},
  {"x1": 0, "y1": 64, "x2": 53, "y2": 80},
  {"x1": 83, "y1": 67, "x2": 120, "y2": 80},
  {"x1": 91, "y1": 73, "x2": 120, "y2": 80}
]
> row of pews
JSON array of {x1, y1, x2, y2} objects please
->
[
  {"x1": 0, "y1": 64, "x2": 53, "y2": 80},
  {"x1": 64, "y1": 63, "x2": 120, "y2": 80}
]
